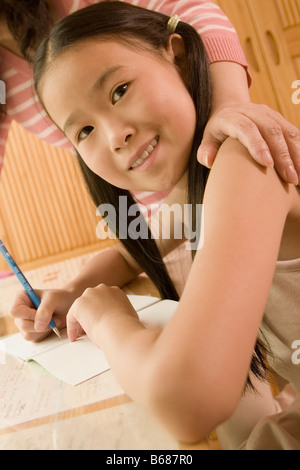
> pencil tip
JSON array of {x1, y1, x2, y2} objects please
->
[{"x1": 53, "y1": 327, "x2": 61, "y2": 339}]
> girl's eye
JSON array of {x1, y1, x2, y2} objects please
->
[
  {"x1": 78, "y1": 126, "x2": 94, "y2": 142},
  {"x1": 112, "y1": 83, "x2": 129, "y2": 104}
]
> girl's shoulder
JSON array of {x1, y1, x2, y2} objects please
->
[{"x1": 207, "y1": 137, "x2": 297, "y2": 209}]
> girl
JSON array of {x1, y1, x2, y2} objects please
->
[
  {"x1": 12, "y1": 2, "x2": 300, "y2": 449},
  {"x1": 0, "y1": 0, "x2": 299, "y2": 186}
]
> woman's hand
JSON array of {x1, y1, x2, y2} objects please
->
[
  {"x1": 198, "y1": 103, "x2": 300, "y2": 185},
  {"x1": 9, "y1": 287, "x2": 78, "y2": 342},
  {"x1": 67, "y1": 284, "x2": 138, "y2": 344}
]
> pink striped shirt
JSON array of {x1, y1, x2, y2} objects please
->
[{"x1": 0, "y1": 0, "x2": 250, "y2": 208}]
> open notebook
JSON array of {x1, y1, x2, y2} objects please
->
[{"x1": 1, "y1": 295, "x2": 178, "y2": 386}]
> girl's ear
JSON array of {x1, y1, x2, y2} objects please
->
[{"x1": 166, "y1": 33, "x2": 187, "y2": 71}]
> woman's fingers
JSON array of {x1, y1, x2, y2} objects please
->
[{"x1": 198, "y1": 104, "x2": 300, "y2": 185}]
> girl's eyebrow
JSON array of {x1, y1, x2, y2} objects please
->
[
  {"x1": 93, "y1": 65, "x2": 125, "y2": 91},
  {"x1": 63, "y1": 65, "x2": 125, "y2": 135},
  {"x1": 63, "y1": 112, "x2": 81, "y2": 135}
]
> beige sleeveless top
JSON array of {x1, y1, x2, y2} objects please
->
[
  {"x1": 262, "y1": 258, "x2": 300, "y2": 394},
  {"x1": 217, "y1": 258, "x2": 300, "y2": 450}
]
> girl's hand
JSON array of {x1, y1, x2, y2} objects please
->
[
  {"x1": 9, "y1": 288, "x2": 77, "y2": 342},
  {"x1": 198, "y1": 103, "x2": 300, "y2": 185},
  {"x1": 67, "y1": 284, "x2": 138, "y2": 344}
]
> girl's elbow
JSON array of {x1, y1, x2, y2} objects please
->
[{"x1": 147, "y1": 363, "x2": 236, "y2": 443}]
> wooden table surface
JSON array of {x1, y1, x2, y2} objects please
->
[{"x1": 0, "y1": 253, "x2": 220, "y2": 450}]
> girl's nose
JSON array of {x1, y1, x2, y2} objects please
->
[
  {"x1": 113, "y1": 132, "x2": 133, "y2": 151},
  {"x1": 105, "y1": 115, "x2": 135, "y2": 152}
]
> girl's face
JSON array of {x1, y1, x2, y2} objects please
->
[{"x1": 41, "y1": 38, "x2": 196, "y2": 192}]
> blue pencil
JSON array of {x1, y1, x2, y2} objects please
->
[{"x1": 0, "y1": 239, "x2": 61, "y2": 338}]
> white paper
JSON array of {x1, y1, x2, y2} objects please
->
[
  {"x1": 138, "y1": 299, "x2": 178, "y2": 328},
  {"x1": 128, "y1": 294, "x2": 160, "y2": 311},
  {"x1": 1, "y1": 295, "x2": 177, "y2": 386},
  {"x1": 0, "y1": 356, "x2": 124, "y2": 429},
  {"x1": 35, "y1": 335, "x2": 110, "y2": 386},
  {"x1": 3, "y1": 328, "x2": 69, "y2": 361}
]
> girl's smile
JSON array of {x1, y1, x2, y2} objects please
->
[
  {"x1": 40, "y1": 38, "x2": 196, "y2": 192},
  {"x1": 129, "y1": 136, "x2": 159, "y2": 171}
]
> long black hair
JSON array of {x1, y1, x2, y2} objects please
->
[
  {"x1": 0, "y1": 0, "x2": 55, "y2": 120},
  {"x1": 33, "y1": 1, "x2": 268, "y2": 388}
]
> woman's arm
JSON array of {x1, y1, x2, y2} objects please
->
[
  {"x1": 199, "y1": 62, "x2": 300, "y2": 184},
  {"x1": 67, "y1": 138, "x2": 295, "y2": 442},
  {"x1": 147, "y1": 0, "x2": 300, "y2": 183}
]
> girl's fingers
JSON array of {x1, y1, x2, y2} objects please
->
[
  {"x1": 14, "y1": 318, "x2": 36, "y2": 333},
  {"x1": 14, "y1": 318, "x2": 50, "y2": 342},
  {"x1": 9, "y1": 289, "x2": 52, "y2": 333},
  {"x1": 67, "y1": 308, "x2": 84, "y2": 342},
  {"x1": 9, "y1": 290, "x2": 37, "y2": 320},
  {"x1": 34, "y1": 292, "x2": 59, "y2": 332}
]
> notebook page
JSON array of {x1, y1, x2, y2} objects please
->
[
  {"x1": 2, "y1": 328, "x2": 69, "y2": 361},
  {"x1": 1, "y1": 296, "x2": 177, "y2": 385}
]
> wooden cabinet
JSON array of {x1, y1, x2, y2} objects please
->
[
  {"x1": 216, "y1": 0, "x2": 300, "y2": 128},
  {"x1": 0, "y1": 122, "x2": 112, "y2": 271}
]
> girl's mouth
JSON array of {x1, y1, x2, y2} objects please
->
[{"x1": 130, "y1": 136, "x2": 159, "y2": 170}]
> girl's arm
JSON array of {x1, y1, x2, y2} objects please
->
[
  {"x1": 10, "y1": 212, "x2": 184, "y2": 340},
  {"x1": 67, "y1": 138, "x2": 295, "y2": 442}
]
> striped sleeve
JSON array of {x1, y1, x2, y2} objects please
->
[
  {"x1": 60, "y1": 0, "x2": 250, "y2": 76},
  {"x1": 0, "y1": 0, "x2": 250, "y2": 188},
  {"x1": 129, "y1": 0, "x2": 250, "y2": 81},
  {"x1": 0, "y1": 55, "x2": 73, "y2": 168}
]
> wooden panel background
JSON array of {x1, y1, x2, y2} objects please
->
[
  {"x1": 248, "y1": 0, "x2": 300, "y2": 127},
  {"x1": 0, "y1": 120, "x2": 110, "y2": 271},
  {"x1": 215, "y1": 0, "x2": 280, "y2": 110},
  {"x1": 275, "y1": 0, "x2": 300, "y2": 76},
  {"x1": 216, "y1": 0, "x2": 300, "y2": 128},
  {"x1": 276, "y1": 0, "x2": 300, "y2": 28}
]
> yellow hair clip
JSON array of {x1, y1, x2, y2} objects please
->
[{"x1": 167, "y1": 15, "x2": 180, "y2": 34}]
